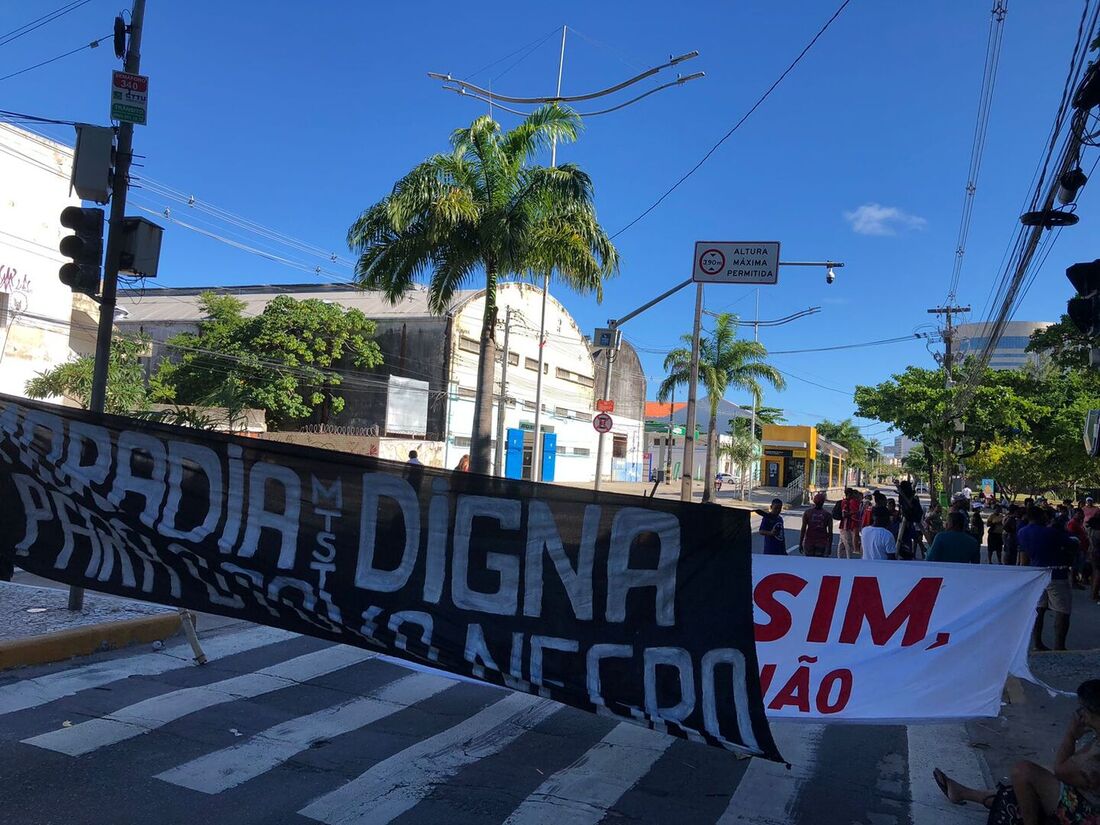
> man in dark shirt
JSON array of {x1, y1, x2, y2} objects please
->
[
  {"x1": 926, "y1": 511, "x2": 980, "y2": 563},
  {"x1": 1018, "y1": 507, "x2": 1076, "y2": 651},
  {"x1": 756, "y1": 498, "x2": 787, "y2": 556}
]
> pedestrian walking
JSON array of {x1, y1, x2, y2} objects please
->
[
  {"x1": 986, "y1": 504, "x2": 1005, "y2": 564},
  {"x1": 800, "y1": 492, "x2": 834, "y2": 558},
  {"x1": 836, "y1": 488, "x2": 863, "y2": 559},
  {"x1": 1018, "y1": 506, "x2": 1076, "y2": 651},
  {"x1": 756, "y1": 498, "x2": 787, "y2": 556},
  {"x1": 860, "y1": 506, "x2": 897, "y2": 561},
  {"x1": 926, "y1": 511, "x2": 981, "y2": 563}
]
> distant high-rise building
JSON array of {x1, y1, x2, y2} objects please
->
[
  {"x1": 954, "y1": 321, "x2": 1053, "y2": 371},
  {"x1": 893, "y1": 435, "x2": 919, "y2": 459}
]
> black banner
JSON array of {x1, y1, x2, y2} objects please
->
[{"x1": 0, "y1": 395, "x2": 779, "y2": 761}]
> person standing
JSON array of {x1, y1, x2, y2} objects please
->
[
  {"x1": 986, "y1": 504, "x2": 1005, "y2": 565},
  {"x1": 897, "y1": 479, "x2": 925, "y2": 559},
  {"x1": 800, "y1": 492, "x2": 834, "y2": 558},
  {"x1": 1083, "y1": 496, "x2": 1099, "y2": 523},
  {"x1": 837, "y1": 488, "x2": 863, "y2": 559},
  {"x1": 1087, "y1": 512, "x2": 1100, "y2": 603},
  {"x1": 885, "y1": 498, "x2": 901, "y2": 537},
  {"x1": 969, "y1": 509, "x2": 985, "y2": 551},
  {"x1": 1018, "y1": 507, "x2": 1076, "y2": 651},
  {"x1": 407, "y1": 449, "x2": 422, "y2": 465},
  {"x1": 454, "y1": 454, "x2": 470, "y2": 472},
  {"x1": 860, "y1": 506, "x2": 897, "y2": 561},
  {"x1": 1067, "y1": 507, "x2": 1090, "y2": 589},
  {"x1": 926, "y1": 511, "x2": 981, "y2": 563},
  {"x1": 923, "y1": 501, "x2": 945, "y2": 547},
  {"x1": 756, "y1": 498, "x2": 787, "y2": 556},
  {"x1": 1003, "y1": 505, "x2": 1021, "y2": 567}
]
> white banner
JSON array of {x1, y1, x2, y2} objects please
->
[{"x1": 751, "y1": 556, "x2": 1050, "y2": 721}]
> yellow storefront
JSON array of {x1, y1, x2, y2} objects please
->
[{"x1": 759, "y1": 424, "x2": 849, "y2": 494}]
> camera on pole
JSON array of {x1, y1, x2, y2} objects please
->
[{"x1": 58, "y1": 206, "x2": 105, "y2": 297}]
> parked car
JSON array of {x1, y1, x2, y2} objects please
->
[{"x1": 715, "y1": 472, "x2": 735, "y2": 484}]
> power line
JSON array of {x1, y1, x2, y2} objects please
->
[
  {"x1": 0, "y1": 0, "x2": 93, "y2": 48},
  {"x1": 0, "y1": 34, "x2": 112, "y2": 84},
  {"x1": 768, "y1": 334, "x2": 927, "y2": 355},
  {"x1": 772, "y1": 366, "x2": 853, "y2": 396},
  {"x1": 610, "y1": 0, "x2": 852, "y2": 239}
]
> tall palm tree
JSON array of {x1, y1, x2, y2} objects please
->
[
  {"x1": 348, "y1": 105, "x2": 618, "y2": 473},
  {"x1": 657, "y1": 313, "x2": 785, "y2": 502}
]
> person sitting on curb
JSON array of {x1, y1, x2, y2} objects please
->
[
  {"x1": 925, "y1": 511, "x2": 980, "y2": 564},
  {"x1": 932, "y1": 679, "x2": 1100, "y2": 824}
]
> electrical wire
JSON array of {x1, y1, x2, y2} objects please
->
[
  {"x1": 610, "y1": 0, "x2": 852, "y2": 239},
  {"x1": 0, "y1": 0, "x2": 93, "y2": 48},
  {"x1": 767, "y1": 334, "x2": 927, "y2": 355},
  {"x1": 0, "y1": 34, "x2": 112, "y2": 83}
]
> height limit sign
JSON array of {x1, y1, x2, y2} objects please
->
[
  {"x1": 693, "y1": 241, "x2": 780, "y2": 284},
  {"x1": 111, "y1": 71, "x2": 149, "y2": 125}
]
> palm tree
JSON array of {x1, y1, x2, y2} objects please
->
[
  {"x1": 658, "y1": 313, "x2": 785, "y2": 502},
  {"x1": 348, "y1": 105, "x2": 618, "y2": 473}
]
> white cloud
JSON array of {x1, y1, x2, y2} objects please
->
[{"x1": 843, "y1": 203, "x2": 927, "y2": 236}]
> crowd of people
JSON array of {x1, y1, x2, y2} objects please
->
[{"x1": 756, "y1": 485, "x2": 1095, "y2": 652}]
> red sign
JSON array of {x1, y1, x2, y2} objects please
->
[
  {"x1": 592, "y1": 412, "x2": 614, "y2": 433},
  {"x1": 596, "y1": 399, "x2": 615, "y2": 413}
]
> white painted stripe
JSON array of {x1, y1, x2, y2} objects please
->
[
  {"x1": 23, "y1": 644, "x2": 372, "y2": 756},
  {"x1": 503, "y1": 722, "x2": 673, "y2": 825},
  {"x1": 298, "y1": 691, "x2": 563, "y2": 825},
  {"x1": 0, "y1": 626, "x2": 294, "y2": 716},
  {"x1": 155, "y1": 671, "x2": 457, "y2": 794},
  {"x1": 716, "y1": 722, "x2": 824, "y2": 825},
  {"x1": 907, "y1": 724, "x2": 991, "y2": 825}
]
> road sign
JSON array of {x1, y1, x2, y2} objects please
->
[
  {"x1": 593, "y1": 412, "x2": 613, "y2": 433},
  {"x1": 693, "y1": 241, "x2": 780, "y2": 284},
  {"x1": 596, "y1": 399, "x2": 614, "y2": 413},
  {"x1": 592, "y1": 327, "x2": 621, "y2": 351},
  {"x1": 111, "y1": 71, "x2": 148, "y2": 125}
]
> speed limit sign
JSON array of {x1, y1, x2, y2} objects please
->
[{"x1": 592, "y1": 412, "x2": 613, "y2": 433}]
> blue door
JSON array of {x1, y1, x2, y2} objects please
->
[
  {"x1": 540, "y1": 432, "x2": 557, "y2": 482},
  {"x1": 505, "y1": 428, "x2": 524, "y2": 479}
]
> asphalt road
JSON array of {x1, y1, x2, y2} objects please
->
[{"x1": 0, "y1": 622, "x2": 986, "y2": 825}]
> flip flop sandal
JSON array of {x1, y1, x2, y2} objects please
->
[{"x1": 933, "y1": 769, "x2": 964, "y2": 805}]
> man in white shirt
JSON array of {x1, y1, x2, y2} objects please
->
[{"x1": 860, "y1": 506, "x2": 896, "y2": 561}]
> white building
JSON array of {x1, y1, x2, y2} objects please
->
[
  {"x1": 954, "y1": 320, "x2": 1053, "y2": 371},
  {"x1": 0, "y1": 124, "x2": 97, "y2": 401},
  {"x1": 892, "y1": 434, "x2": 919, "y2": 460},
  {"x1": 116, "y1": 281, "x2": 645, "y2": 483}
]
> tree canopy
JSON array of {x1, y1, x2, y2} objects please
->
[
  {"x1": 25, "y1": 334, "x2": 151, "y2": 415},
  {"x1": 150, "y1": 292, "x2": 384, "y2": 430}
]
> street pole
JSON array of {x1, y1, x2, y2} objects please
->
[
  {"x1": 927, "y1": 304, "x2": 969, "y2": 503},
  {"x1": 749, "y1": 287, "x2": 759, "y2": 493},
  {"x1": 530, "y1": 25, "x2": 567, "y2": 485},
  {"x1": 74, "y1": 0, "x2": 145, "y2": 611},
  {"x1": 680, "y1": 283, "x2": 704, "y2": 502},
  {"x1": 663, "y1": 385, "x2": 674, "y2": 484},
  {"x1": 494, "y1": 306, "x2": 512, "y2": 477},
  {"x1": 593, "y1": 347, "x2": 614, "y2": 489}
]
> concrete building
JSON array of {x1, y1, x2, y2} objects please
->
[
  {"x1": 642, "y1": 398, "x2": 748, "y2": 482},
  {"x1": 891, "y1": 434, "x2": 919, "y2": 460},
  {"x1": 0, "y1": 124, "x2": 97, "y2": 401},
  {"x1": 759, "y1": 424, "x2": 849, "y2": 497},
  {"x1": 954, "y1": 321, "x2": 1053, "y2": 371},
  {"x1": 115, "y1": 281, "x2": 644, "y2": 483}
]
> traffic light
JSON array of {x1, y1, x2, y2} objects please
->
[
  {"x1": 1066, "y1": 260, "x2": 1100, "y2": 337},
  {"x1": 58, "y1": 206, "x2": 104, "y2": 296}
]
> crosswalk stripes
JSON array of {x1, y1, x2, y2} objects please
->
[
  {"x1": 0, "y1": 625, "x2": 294, "y2": 717},
  {"x1": 501, "y1": 721, "x2": 674, "y2": 825},
  {"x1": 22, "y1": 643, "x2": 374, "y2": 756},
  {"x1": 297, "y1": 690, "x2": 565, "y2": 825},
  {"x1": 154, "y1": 670, "x2": 458, "y2": 794},
  {"x1": 0, "y1": 625, "x2": 998, "y2": 825}
]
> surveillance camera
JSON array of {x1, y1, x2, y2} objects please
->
[{"x1": 826, "y1": 267, "x2": 836, "y2": 285}]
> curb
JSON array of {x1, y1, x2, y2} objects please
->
[{"x1": 0, "y1": 611, "x2": 186, "y2": 671}]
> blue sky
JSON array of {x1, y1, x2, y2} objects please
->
[{"x1": 4, "y1": 0, "x2": 1097, "y2": 443}]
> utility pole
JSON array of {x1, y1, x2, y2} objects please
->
[
  {"x1": 928, "y1": 304, "x2": 970, "y2": 504},
  {"x1": 494, "y1": 306, "x2": 512, "y2": 477},
  {"x1": 73, "y1": 0, "x2": 145, "y2": 612},
  {"x1": 664, "y1": 385, "x2": 674, "y2": 484},
  {"x1": 530, "y1": 24, "x2": 567, "y2": 485},
  {"x1": 680, "y1": 283, "x2": 704, "y2": 502}
]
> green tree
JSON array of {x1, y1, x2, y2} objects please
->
[
  {"x1": 815, "y1": 418, "x2": 872, "y2": 478},
  {"x1": 855, "y1": 366, "x2": 1042, "y2": 498},
  {"x1": 25, "y1": 334, "x2": 151, "y2": 414},
  {"x1": 657, "y1": 313, "x2": 784, "y2": 502},
  {"x1": 730, "y1": 405, "x2": 785, "y2": 440},
  {"x1": 347, "y1": 105, "x2": 618, "y2": 472},
  {"x1": 720, "y1": 434, "x2": 758, "y2": 493},
  {"x1": 152, "y1": 292, "x2": 384, "y2": 430}
]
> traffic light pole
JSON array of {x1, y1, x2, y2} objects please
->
[{"x1": 74, "y1": 0, "x2": 145, "y2": 612}]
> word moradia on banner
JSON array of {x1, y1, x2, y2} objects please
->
[{"x1": 0, "y1": 396, "x2": 780, "y2": 761}]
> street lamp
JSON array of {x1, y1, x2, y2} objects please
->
[{"x1": 429, "y1": 31, "x2": 704, "y2": 484}]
